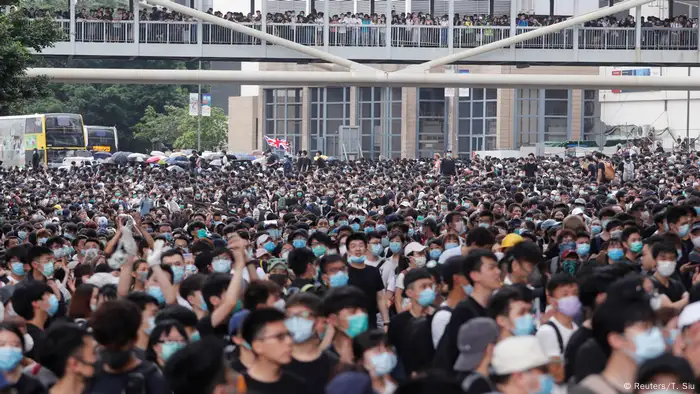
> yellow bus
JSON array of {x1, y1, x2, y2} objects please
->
[{"x1": 0, "y1": 113, "x2": 87, "y2": 167}]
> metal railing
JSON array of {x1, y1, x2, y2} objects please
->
[{"x1": 52, "y1": 19, "x2": 700, "y2": 50}]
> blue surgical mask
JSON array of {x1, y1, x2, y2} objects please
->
[
  {"x1": 513, "y1": 314, "x2": 535, "y2": 336},
  {"x1": 17, "y1": 231, "x2": 27, "y2": 240},
  {"x1": 196, "y1": 229, "x2": 207, "y2": 238},
  {"x1": 608, "y1": 248, "x2": 624, "y2": 261},
  {"x1": 389, "y1": 242, "x2": 402, "y2": 254},
  {"x1": 161, "y1": 341, "x2": 185, "y2": 361},
  {"x1": 292, "y1": 239, "x2": 307, "y2": 249},
  {"x1": 364, "y1": 226, "x2": 375, "y2": 233},
  {"x1": 344, "y1": 312, "x2": 368, "y2": 338},
  {"x1": 349, "y1": 255, "x2": 365, "y2": 264},
  {"x1": 629, "y1": 327, "x2": 666, "y2": 364},
  {"x1": 417, "y1": 287, "x2": 436, "y2": 306},
  {"x1": 369, "y1": 352, "x2": 397, "y2": 377},
  {"x1": 263, "y1": 241, "x2": 276, "y2": 252},
  {"x1": 445, "y1": 242, "x2": 459, "y2": 250},
  {"x1": 212, "y1": 258, "x2": 231, "y2": 273},
  {"x1": 370, "y1": 244, "x2": 383, "y2": 256},
  {"x1": 145, "y1": 316, "x2": 156, "y2": 334},
  {"x1": 630, "y1": 241, "x2": 643, "y2": 253},
  {"x1": 312, "y1": 245, "x2": 327, "y2": 257},
  {"x1": 591, "y1": 225, "x2": 602, "y2": 235},
  {"x1": 42, "y1": 262, "x2": 55, "y2": 277},
  {"x1": 171, "y1": 265, "x2": 185, "y2": 284},
  {"x1": 38, "y1": 237, "x2": 48, "y2": 245},
  {"x1": 533, "y1": 374, "x2": 555, "y2": 394},
  {"x1": 429, "y1": 249, "x2": 442, "y2": 260},
  {"x1": 47, "y1": 294, "x2": 59, "y2": 316},
  {"x1": 576, "y1": 244, "x2": 590, "y2": 256},
  {"x1": 148, "y1": 286, "x2": 166, "y2": 304},
  {"x1": 285, "y1": 316, "x2": 315, "y2": 343},
  {"x1": 376, "y1": 225, "x2": 387, "y2": 232},
  {"x1": 329, "y1": 271, "x2": 349, "y2": 287},
  {"x1": 10, "y1": 262, "x2": 25, "y2": 276},
  {"x1": 462, "y1": 284, "x2": 474, "y2": 295},
  {"x1": 0, "y1": 346, "x2": 23, "y2": 372},
  {"x1": 350, "y1": 223, "x2": 361, "y2": 232},
  {"x1": 679, "y1": 224, "x2": 690, "y2": 238},
  {"x1": 339, "y1": 220, "x2": 349, "y2": 227},
  {"x1": 407, "y1": 228, "x2": 415, "y2": 237},
  {"x1": 381, "y1": 237, "x2": 390, "y2": 247}
]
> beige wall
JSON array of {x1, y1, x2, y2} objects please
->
[
  {"x1": 227, "y1": 96, "x2": 258, "y2": 152},
  {"x1": 226, "y1": 63, "x2": 601, "y2": 157}
]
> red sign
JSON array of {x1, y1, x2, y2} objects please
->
[{"x1": 611, "y1": 70, "x2": 622, "y2": 93}]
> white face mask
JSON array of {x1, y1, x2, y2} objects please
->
[
  {"x1": 413, "y1": 256, "x2": 427, "y2": 267},
  {"x1": 273, "y1": 298, "x2": 286, "y2": 311},
  {"x1": 693, "y1": 237, "x2": 700, "y2": 249},
  {"x1": 656, "y1": 260, "x2": 676, "y2": 277},
  {"x1": 24, "y1": 333, "x2": 34, "y2": 353}
]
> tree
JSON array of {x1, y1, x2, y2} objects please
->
[
  {"x1": 134, "y1": 105, "x2": 228, "y2": 151},
  {"x1": 0, "y1": 7, "x2": 61, "y2": 115}
]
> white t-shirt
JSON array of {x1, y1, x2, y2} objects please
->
[
  {"x1": 438, "y1": 246, "x2": 462, "y2": 264},
  {"x1": 431, "y1": 302, "x2": 451, "y2": 348},
  {"x1": 535, "y1": 316, "x2": 578, "y2": 358}
]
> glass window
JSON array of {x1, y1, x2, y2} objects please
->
[
  {"x1": 310, "y1": 87, "x2": 350, "y2": 156},
  {"x1": 582, "y1": 90, "x2": 600, "y2": 141},
  {"x1": 418, "y1": 88, "x2": 446, "y2": 158},
  {"x1": 263, "y1": 88, "x2": 303, "y2": 151},
  {"x1": 359, "y1": 87, "x2": 402, "y2": 160},
  {"x1": 456, "y1": 88, "x2": 497, "y2": 156}
]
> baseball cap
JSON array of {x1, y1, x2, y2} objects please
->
[
  {"x1": 268, "y1": 260, "x2": 288, "y2": 272},
  {"x1": 501, "y1": 233, "x2": 524, "y2": 249},
  {"x1": 255, "y1": 248, "x2": 270, "y2": 258},
  {"x1": 256, "y1": 234, "x2": 271, "y2": 246},
  {"x1": 679, "y1": 301, "x2": 700, "y2": 330},
  {"x1": 571, "y1": 207, "x2": 585, "y2": 216},
  {"x1": 454, "y1": 317, "x2": 499, "y2": 372},
  {"x1": 691, "y1": 221, "x2": 700, "y2": 233},
  {"x1": 403, "y1": 268, "x2": 433, "y2": 293},
  {"x1": 561, "y1": 250, "x2": 579, "y2": 260},
  {"x1": 228, "y1": 309, "x2": 250, "y2": 336},
  {"x1": 491, "y1": 336, "x2": 549, "y2": 375},
  {"x1": 574, "y1": 198, "x2": 586, "y2": 205},
  {"x1": 404, "y1": 242, "x2": 427, "y2": 256}
]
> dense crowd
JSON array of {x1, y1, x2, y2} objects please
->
[{"x1": 1, "y1": 146, "x2": 700, "y2": 394}]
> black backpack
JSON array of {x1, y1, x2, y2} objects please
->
[
  {"x1": 87, "y1": 360, "x2": 161, "y2": 394},
  {"x1": 400, "y1": 306, "x2": 452, "y2": 374}
]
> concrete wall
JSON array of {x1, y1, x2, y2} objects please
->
[{"x1": 228, "y1": 96, "x2": 259, "y2": 152}]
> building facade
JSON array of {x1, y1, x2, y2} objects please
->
[{"x1": 228, "y1": 64, "x2": 602, "y2": 157}]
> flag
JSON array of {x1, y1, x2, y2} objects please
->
[{"x1": 264, "y1": 135, "x2": 290, "y2": 150}]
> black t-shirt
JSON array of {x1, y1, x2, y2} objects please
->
[
  {"x1": 282, "y1": 351, "x2": 339, "y2": 394},
  {"x1": 85, "y1": 360, "x2": 170, "y2": 394},
  {"x1": 348, "y1": 264, "x2": 384, "y2": 329},
  {"x1": 524, "y1": 162, "x2": 537, "y2": 178},
  {"x1": 433, "y1": 297, "x2": 486, "y2": 371},
  {"x1": 25, "y1": 323, "x2": 46, "y2": 361},
  {"x1": 196, "y1": 314, "x2": 230, "y2": 341},
  {"x1": 573, "y1": 337, "x2": 607, "y2": 383},
  {"x1": 11, "y1": 374, "x2": 47, "y2": 394},
  {"x1": 244, "y1": 370, "x2": 311, "y2": 394},
  {"x1": 564, "y1": 326, "x2": 592, "y2": 383},
  {"x1": 652, "y1": 276, "x2": 686, "y2": 302},
  {"x1": 388, "y1": 310, "x2": 436, "y2": 375}
]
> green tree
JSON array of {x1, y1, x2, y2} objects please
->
[
  {"x1": 134, "y1": 105, "x2": 227, "y2": 151},
  {"x1": 0, "y1": 7, "x2": 61, "y2": 115}
]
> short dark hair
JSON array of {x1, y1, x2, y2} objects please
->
[
  {"x1": 321, "y1": 285, "x2": 367, "y2": 317},
  {"x1": 287, "y1": 248, "x2": 316, "y2": 276},
  {"x1": 440, "y1": 256, "x2": 465, "y2": 290},
  {"x1": 164, "y1": 337, "x2": 234, "y2": 394},
  {"x1": 90, "y1": 299, "x2": 142, "y2": 349},
  {"x1": 666, "y1": 206, "x2": 689, "y2": 225},
  {"x1": 240, "y1": 307, "x2": 286, "y2": 345},
  {"x1": 40, "y1": 322, "x2": 91, "y2": 378},
  {"x1": 546, "y1": 273, "x2": 577, "y2": 294},
  {"x1": 466, "y1": 227, "x2": 496, "y2": 248},
  {"x1": 487, "y1": 286, "x2": 529, "y2": 319},
  {"x1": 286, "y1": 292, "x2": 322, "y2": 316},
  {"x1": 621, "y1": 227, "x2": 640, "y2": 243},
  {"x1": 652, "y1": 243, "x2": 678, "y2": 259},
  {"x1": 147, "y1": 319, "x2": 189, "y2": 365},
  {"x1": 320, "y1": 254, "x2": 345, "y2": 274},
  {"x1": 345, "y1": 232, "x2": 367, "y2": 247},
  {"x1": 463, "y1": 249, "x2": 498, "y2": 285},
  {"x1": 11, "y1": 281, "x2": 53, "y2": 320},
  {"x1": 243, "y1": 280, "x2": 281, "y2": 311},
  {"x1": 125, "y1": 291, "x2": 159, "y2": 312},
  {"x1": 202, "y1": 273, "x2": 232, "y2": 312},
  {"x1": 24, "y1": 245, "x2": 53, "y2": 265},
  {"x1": 156, "y1": 305, "x2": 198, "y2": 329},
  {"x1": 179, "y1": 273, "x2": 206, "y2": 301}
]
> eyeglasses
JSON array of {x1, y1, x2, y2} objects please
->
[{"x1": 257, "y1": 331, "x2": 292, "y2": 342}]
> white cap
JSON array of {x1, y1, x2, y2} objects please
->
[
  {"x1": 571, "y1": 207, "x2": 585, "y2": 216},
  {"x1": 400, "y1": 201, "x2": 411, "y2": 207},
  {"x1": 679, "y1": 301, "x2": 700, "y2": 329},
  {"x1": 404, "y1": 242, "x2": 427, "y2": 256},
  {"x1": 491, "y1": 336, "x2": 550, "y2": 375},
  {"x1": 256, "y1": 234, "x2": 271, "y2": 246}
]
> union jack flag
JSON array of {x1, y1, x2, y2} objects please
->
[{"x1": 264, "y1": 135, "x2": 290, "y2": 150}]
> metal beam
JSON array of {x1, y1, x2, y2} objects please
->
[
  {"x1": 141, "y1": 0, "x2": 377, "y2": 73},
  {"x1": 27, "y1": 68, "x2": 700, "y2": 90},
  {"x1": 401, "y1": 0, "x2": 657, "y2": 72}
]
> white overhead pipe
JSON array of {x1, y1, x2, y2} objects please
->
[
  {"x1": 141, "y1": 0, "x2": 377, "y2": 73},
  {"x1": 400, "y1": 0, "x2": 657, "y2": 73},
  {"x1": 27, "y1": 68, "x2": 700, "y2": 90}
]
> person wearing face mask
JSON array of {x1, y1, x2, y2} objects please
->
[
  {"x1": 340, "y1": 330, "x2": 398, "y2": 394},
  {"x1": 453, "y1": 318, "x2": 499, "y2": 394},
  {"x1": 392, "y1": 242, "x2": 428, "y2": 313},
  {"x1": 10, "y1": 281, "x2": 61, "y2": 363},
  {"x1": 282, "y1": 293, "x2": 339, "y2": 394},
  {"x1": 666, "y1": 206, "x2": 693, "y2": 265},
  {"x1": 346, "y1": 233, "x2": 390, "y2": 331},
  {"x1": 0, "y1": 322, "x2": 46, "y2": 394},
  {"x1": 489, "y1": 336, "x2": 556, "y2": 394},
  {"x1": 569, "y1": 291, "x2": 664, "y2": 394},
  {"x1": 650, "y1": 244, "x2": 688, "y2": 309},
  {"x1": 620, "y1": 227, "x2": 644, "y2": 268},
  {"x1": 85, "y1": 299, "x2": 170, "y2": 394},
  {"x1": 3, "y1": 246, "x2": 30, "y2": 286},
  {"x1": 40, "y1": 322, "x2": 98, "y2": 394},
  {"x1": 388, "y1": 268, "x2": 436, "y2": 376},
  {"x1": 537, "y1": 274, "x2": 580, "y2": 386},
  {"x1": 431, "y1": 256, "x2": 475, "y2": 349},
  {"x1": 589, "y1": 210, "x2": 618, "y2": 255},
  {"x1": 321, "y1": 286, "x2": 370, "y2": 364}
]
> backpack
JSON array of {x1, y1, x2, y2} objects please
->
[
  {"x1": 277, "y1": 197, "x2": 287, "y2": 210},
  {"x1": 87, "y1": 360, "x2": 161, "y2": 394},
  {"x1": 544, "y1": 321, "x2": 564, "y2": 355},
  {"x1": 603, "y1": 161, "x2": 615, "y2": 181},
  {"x1": 401, "y1": 305, "x2": 452, "y2": 374}
]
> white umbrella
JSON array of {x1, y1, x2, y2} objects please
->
[
  {"x1": 127, "y1": 153, "x2": 148, "y2": 160},
  {"x1": 202, "y1": 152, "x2": 223, "y2": 159},
  {"x1": 209, "y1": 159, "x2": 223, "y2": 167},
  {"x1": 150, "y1": 150, "x2": 165, "y2": 157},
  {"x1": 167, "y1": 166, "x2": 185, "y2": 172}
]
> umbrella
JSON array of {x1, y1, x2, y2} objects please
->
[
  {"x1": 170, "y1": 152, "x2": 187, "y2": 158},
  {"x1": 150, "y1": 150, "x2": 166, "y2": 157},
  {"x1": 167, "y1": 166, "x2": 185, "y2": 172},
  {"x1": 112, "y1": 151, "x2": 131, "y2": 165},
  {"x1": 209, "y1": 159, "x2": 223, "y2": 167},
  {"x1": 202, "y1": 152, "x2": 223, "y2": 159},
  {"x1": 172, "y1": 155, "x2": 189, "y2": 161},
  {"x1": 146, "y1": 156, "x2": 164, "y2": 164},
  {"x1": 93, "y1": 152, "x2": 112, "y2": 160},
  {"x1": 128, "y1": 153, "x2": 148, "y2": 162}
]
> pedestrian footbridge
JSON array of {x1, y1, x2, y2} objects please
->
[{"x1": 41, "y1": 18, "x2": 700, "y2": 65}]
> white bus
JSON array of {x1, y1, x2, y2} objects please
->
[{"x1": 84, "y1": 125, "x2": 119, "y2": 153}]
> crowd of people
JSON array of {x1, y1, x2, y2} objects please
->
[
  {"x1": 1, "y1": 146, "x2": 700, "y2": 394},
  {"x1": 12, "y1": 5, "x2": 699, "y2": 49}
]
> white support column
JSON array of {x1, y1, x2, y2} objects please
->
[
  {"x1": 261, "y1": 0, "x2": 267, "y2": 45},
  {"x1": 385, "y1": 0, "x2": 391, "y2": 51},
  {"x1": 353, "y1": 0, "x2": 358, "y2": 14},
  {"x1": 196, "y1": 0, "x2": 203, "y2": 46},
  {"x1": 400, "y1": 0, "x2": 657, "y2": 72},
  {"x1": 324, "y1": 0, "x2": 329, "y2": 50},
  {"x1": 509, "y1": 0, "x2": 516, "y2": 49},
  {"x1": 134, "y1": 0, "x2": 140, "y2": 44},
  {"x1": 69, "y1": 0, "x2": 76, "y2": 45},
  {"x1": 448, "y1": 0, "x2": 454, "y2": 50},
  {"x1": 635, "y1": 6, "x2": 641, "y2": 54},
  {"x1": 572, "y1": 0, "x2": 578, "y2": 52}
]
